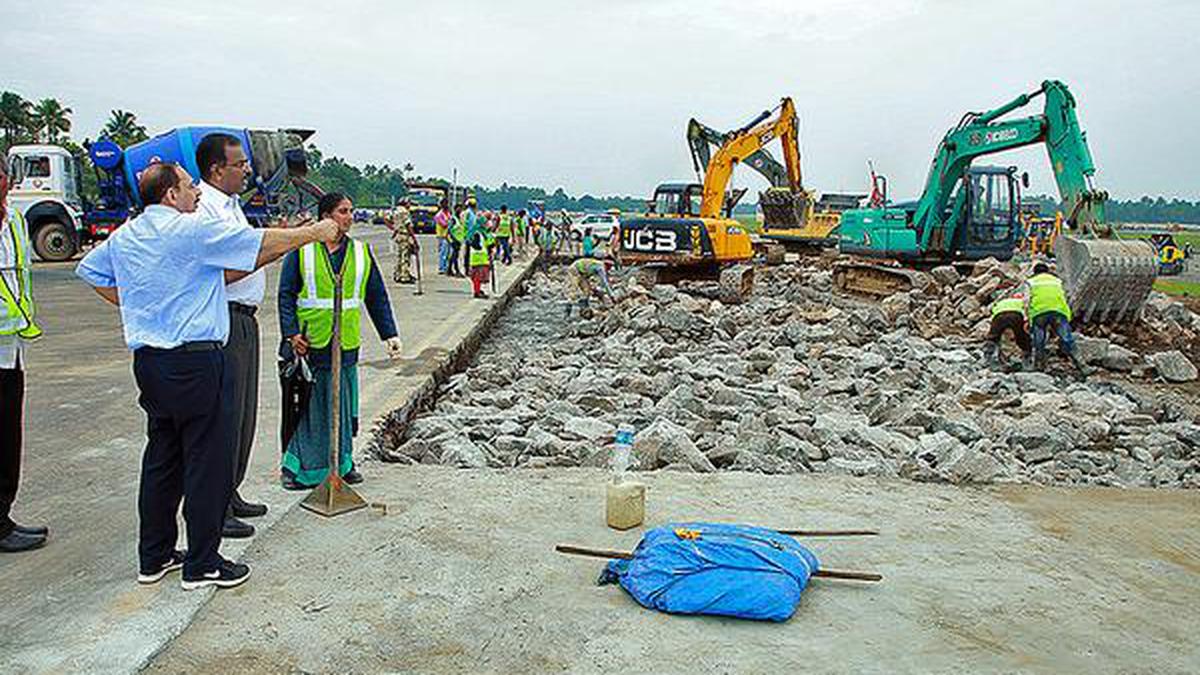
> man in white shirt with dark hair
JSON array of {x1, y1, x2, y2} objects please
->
[{"x1": 194, "y1": 132, "x2": 266, "y2": 539}]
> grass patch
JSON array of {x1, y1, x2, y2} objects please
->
[
  {"x1": 1119, "y1": 229, "x2": 1200, "y2": 248},
  {"x1": 1154, "y1": 278, "x2": 1200, "y2": 298}
]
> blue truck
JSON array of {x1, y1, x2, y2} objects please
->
[{"x1": 5, "y1": 126, "x2": 317, "y2": 260}]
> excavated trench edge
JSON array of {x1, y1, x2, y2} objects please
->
[{"x1": 368, "y1": 254, "x2": 546, "y2": 458}]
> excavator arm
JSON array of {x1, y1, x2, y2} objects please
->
[
  {"x1": 687, "y1": 118, "x2": 790, "y2": 189},
  {"x1": 699, "y1": 98, "x2": 803, "y2": 219},
  {"x1": 914, "y1": 80, "x2": 1109, "y2": 252}
]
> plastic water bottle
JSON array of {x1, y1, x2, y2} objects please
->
[
  {"x1": 607, "y1": 424, "x2": 645, "y2": 530},
  {"x1": 612, "y1": 424, "x2": 635, "y2": 480}
]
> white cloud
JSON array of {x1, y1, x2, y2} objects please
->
[{"x1": 2, "y1": 0, "x2": 1198, "y2": 199}]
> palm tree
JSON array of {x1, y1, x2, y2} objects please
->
[
  {"x1": 31, "y1": 98, "x2": 72, "y2": 144},
  {"x1": 0, "y1": 91, "x2": 33, "y2": 149},
  {"x1": 102, "y1": 109, "x2": 148, "y2": 147}
]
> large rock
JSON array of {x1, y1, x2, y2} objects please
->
[
  {"x1": 1101, "y1": 345, "x2": 1139, "y2": 372},
  {"x1": 632, "y1": 417, "x2": 715, "y2": 472},
  {"x1": 930, "y1": 265, "x2": 961, "y2": 286},
  {"x1": 1074, "y1": 336, "x2": 1110, "y2": 366},
  {"x1": 1149, "y1": 350, "x2": 1199, "y2": 383},
  {"x1": 558, "y1": 416, "x2": 616, "y2": 443},
  {"x1": 438, "y1": 434, "x2": 489, "y2": 468}
]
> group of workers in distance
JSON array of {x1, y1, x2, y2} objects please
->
[{"x1": 983, "y1": 261, "x2": 1088, "y2": 379}]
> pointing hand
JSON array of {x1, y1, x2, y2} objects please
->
[{"x1": 313, "y1": 218, "x2": 341, "y2": 243}]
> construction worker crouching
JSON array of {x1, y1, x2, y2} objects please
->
[
  {"x1": 566, "y1": 256, "x2": 615, "y2": 318},
  {"x1": 983, "y1": 291, "x2": 1030, "y2": 371},
  {"x1": 1023, "y1": 261, "x2": 1087, "y2": 379}
]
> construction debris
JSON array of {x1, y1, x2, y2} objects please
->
[{"x1": 379, "y1": 258, "x2": 1200, "y2": 490}]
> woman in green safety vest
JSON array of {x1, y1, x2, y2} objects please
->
[
  {"x1": 1022, "y1": 261, "x2": 1087, "y2": 379},
  {"x1": 467, "y1": 221, "x2": 495, "y2": 299},
  {"x1": 277, "y1": 192, "x2": 403, "y2": 490}
]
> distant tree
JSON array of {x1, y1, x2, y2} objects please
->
[
  {"x1": 102, "y1": 109, "x2": 149, "y2": 147},
  {"x1": 0, "y1": 91, "x2": 34, "y2": 150},
  {"x1": 31, "y1": 98, "x2": 72, "y2": 143}
]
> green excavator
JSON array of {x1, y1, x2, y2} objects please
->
[{"x1": 835, "y1": 80, "x2": 1157, "y2": 323}]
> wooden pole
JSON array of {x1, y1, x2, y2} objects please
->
[
  {"x1": 301, "y1": 242, "x2": 368, "y2": 517},
  {"x1": 554, "y1": 544, "x2": 882, "y2": 582},
  {"x1": 775, "y1": 529, "x2": 879, "y2": 537}
]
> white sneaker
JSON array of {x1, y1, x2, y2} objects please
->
[{"x1": 181, "y1": 560, "x2": 251, "y2": 591}]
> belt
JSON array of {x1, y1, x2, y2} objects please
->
[
  {"x1": 138, "y1": 340, "x2": 222, "y2": 354},
  {"x1": 229, "y1": 302, "x2": 258, "y2": 317}
]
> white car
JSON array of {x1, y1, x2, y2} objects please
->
[{"x1": 570, "y1": 213, "x2": 620, "y2": 241}]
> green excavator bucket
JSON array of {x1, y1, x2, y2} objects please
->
[{"x1": 1054, "y1": 236, "x2": 1158, "y2": 323}]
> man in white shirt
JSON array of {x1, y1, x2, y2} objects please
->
[
  {"x1": 0, "y1": 155, "x2": 48, "y2": 554},
  {"x1": 77, "y1": 162, "x2": 338, "y2": 589},
  {"x1": 194, "y1": 133, "x2": 266, "y2": 539}
]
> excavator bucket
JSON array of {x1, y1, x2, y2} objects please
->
[{"x1": 1053, "y1": 236, "x2": 1158, "y2": 323}]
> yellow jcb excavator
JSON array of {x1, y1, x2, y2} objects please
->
[{"x1": 619, "y1": 97, "x2": 820, "y2": 301}]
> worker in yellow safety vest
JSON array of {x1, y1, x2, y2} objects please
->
[
  {"x1": 1022, "y1": 262, "x2": 1087, "y2": 379},
  {"x1": 467, "y1": 222, "x2": 495, "y2": 299},
  {"x1": 983, "y1": 292, "x2": 1030, "y2": 371},
  {"x1": 1, "y1": 157, "x2": 48, "y2": 553}
]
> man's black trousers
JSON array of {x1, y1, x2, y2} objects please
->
[
  {"x1": 0, "y1": 367, "x2": 24, "y2": 538},
  {"x1": 133, "y1": 346, "x2": 234, "y2": 577}
]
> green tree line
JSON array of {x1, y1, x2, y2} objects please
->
[{"x1": 6, "y1": 89, "x2": 1200, "y2": 222}]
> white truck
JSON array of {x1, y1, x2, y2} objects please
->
[{"x1": 5, "y1": 145, "x2": 88, "y2": 261}]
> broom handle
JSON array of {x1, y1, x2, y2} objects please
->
[{"x1": 554, "y1": 545, "x2": 881, "y2": 582}]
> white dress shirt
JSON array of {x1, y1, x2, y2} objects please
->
[
  {"x1": 1, "y1": 209, "x2": 27, "y2": 369},
  {"x1": 197, "y1": 180, "x2": 265, "y2": 307}
]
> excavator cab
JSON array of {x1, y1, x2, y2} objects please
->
[
  {"x1": 648, "y1": 183, "x2": 745, "y2": 218},
  {"x1": 956, "y1": 166, "x2": 1020, "y2": 258}
]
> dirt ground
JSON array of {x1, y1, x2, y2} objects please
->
[{"x1": 147, "y1": 466, "x2": 1200, "y2": 674}]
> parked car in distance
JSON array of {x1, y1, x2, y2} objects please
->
[{"x1": 570, "y1": 212, "x2": 620, "y2": 241}]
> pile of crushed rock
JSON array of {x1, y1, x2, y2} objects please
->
[{"x1": 377, "y1": 258, "x2": 1200, "y2": 490}]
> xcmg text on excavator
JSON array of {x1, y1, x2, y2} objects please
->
[{"x1": 834, "y1": 80, "x2": 1156, "y2": 323}]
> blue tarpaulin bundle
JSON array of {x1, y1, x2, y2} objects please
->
[{"x1": 598, "y1": 522, "x2": 821, "y2": 622}]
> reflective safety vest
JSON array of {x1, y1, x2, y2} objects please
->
[
  {"x1": 0, "y1": 209, "x2": 42, "y2": 340},
  {"x1": 469, "y1": 231, "x2": 493, "y2": 267},
  {"x1": 496, "y1": 214, "x2": 512, "y2": 237},
  {"x1": 295, "y1": 240, "x2": 371, "y2": 350},
  {"x1": 1026, "y1": 273, "x2": 1071, "y2": 322},
  {"x1": 991, "y1": 296, "x2": 1025, "y2": 318},
  {"x1": 574, "y1": 257, "x2": 605, "y2": 276}
]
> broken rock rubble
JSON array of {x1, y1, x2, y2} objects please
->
[{"x1": 379, "y1": 261, "x2": 1200, "y2": 490}]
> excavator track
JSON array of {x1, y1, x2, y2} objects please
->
[{"x1": 832, "y1": 261, "x2": 929, "y2": 297}]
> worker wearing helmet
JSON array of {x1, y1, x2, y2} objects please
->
[
  {"x1": 983, "y1": 291, "x2": 1030, "y2": 371},
  {"x1": 1022, "y1": 262, "x2": 1087, "y2": 379}
]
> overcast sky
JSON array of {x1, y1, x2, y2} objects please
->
[{"x1": 4, "y1": 0, "x2": 1198, "y2": 199}]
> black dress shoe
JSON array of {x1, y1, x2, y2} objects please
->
[
  {"x1": 230, "y1": 495, "x2": 268, "y2": 519},
  {"x1": 14, "y1": 523, "x2": 49, "y2": 537},
  {"x1": 342, "y1": 469, "x2": 363, "y2": 484},
  {"x1": 0, "y1": 529, "x2": 46, "y2": 553},
  {"x1": 222, "y1": 516, "x2": 255, "y2": 539}
]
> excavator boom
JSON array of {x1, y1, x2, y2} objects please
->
[
  {"x1": 700, "y1": 98, "x2": 803, "y2": 219},
  {"x1": 837, "y1": 80, "x2": 1155, "y2": 322}
]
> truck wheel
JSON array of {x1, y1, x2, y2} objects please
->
[{"x1": 34, "y1": 220, "x2": 79, "y2": 262}]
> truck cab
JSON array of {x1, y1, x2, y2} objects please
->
[{"x1": 5, "y1": 145, "x2": 86, "y2": 261}]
